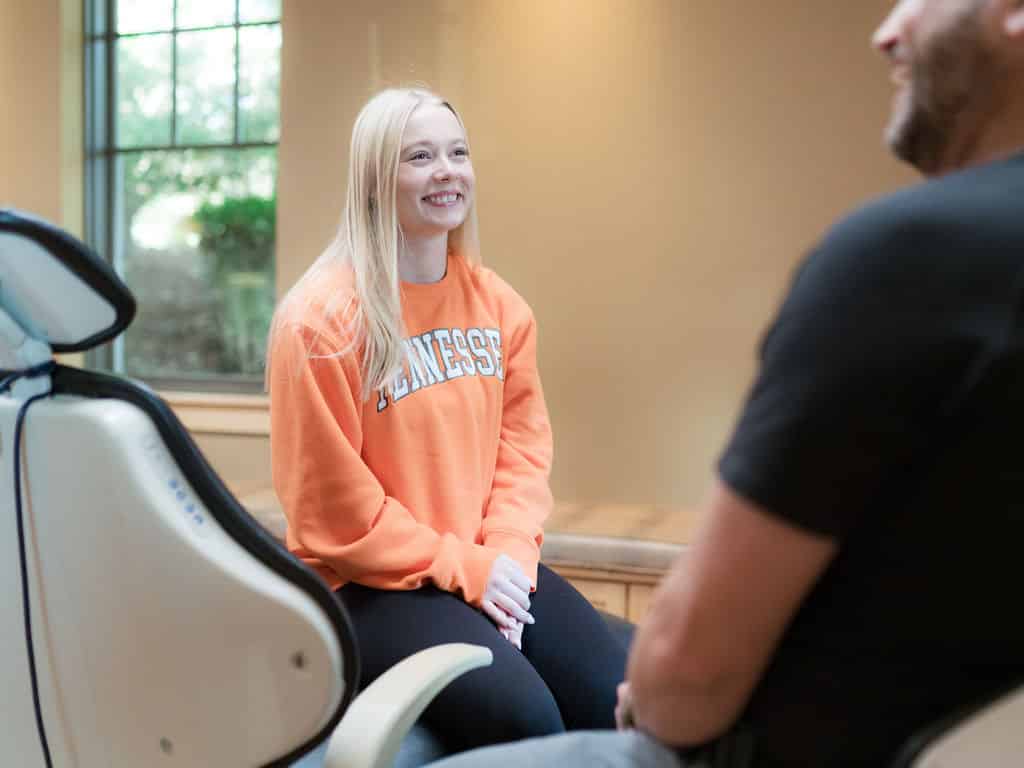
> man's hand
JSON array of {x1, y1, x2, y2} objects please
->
[
  {"x1": 481, "y1": 554, "x2": 535, "y2": 629},
  {"x1": 615, "y1": 682, "x2": 635, "y2": 730}
]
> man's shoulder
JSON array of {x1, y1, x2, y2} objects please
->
[
  {"x1": 825, "y1": 155, "x2": 1024, "y2": 264},
  {"x1": 794, "y1": 160, "x2": 1024, "y2": 311},
  {"x1": 827, "y1": 186, "x2": 967, "y2": 263}
]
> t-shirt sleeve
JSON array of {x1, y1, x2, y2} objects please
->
[{"x1": 718, "y1": 204, "x2": 1002, "y2": 537}]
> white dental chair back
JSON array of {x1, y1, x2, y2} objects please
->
[{"x1": 0, "y1": 209, "x2": 358, "y2": 767}]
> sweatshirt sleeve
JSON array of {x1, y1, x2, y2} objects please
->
[
  {"x1": 481, "y1": 304, "x2": 554, "y2": 588},
  {"x1": 269, "y1": 321, "x2": 500, "y2": 604}
]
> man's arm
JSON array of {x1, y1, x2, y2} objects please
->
[{"x1": 627, "y1": 479, "x2": 838, "y2": 746}]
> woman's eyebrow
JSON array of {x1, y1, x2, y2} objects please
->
[{"x1": 402, "y1": 138, "x2": 466, "y2": 152}]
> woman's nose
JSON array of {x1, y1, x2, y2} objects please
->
[{"x1": 433, "y1": 155, "x2": 455, "y2": 181}]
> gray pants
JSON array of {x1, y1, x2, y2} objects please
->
[{"x1": 425, "y1": 730, "x2": 687, "y2": 768}]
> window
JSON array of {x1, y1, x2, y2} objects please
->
[{"x1": 85, "y1": 0, "x2": 281, "y2": 391}]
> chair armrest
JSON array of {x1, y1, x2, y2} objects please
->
[
  {"x1": 323, "y1": 643, "x2": 493, "y2": 768},
  {"x1": 895, "y1": 683, "x2": 1024, "y2": 768}
]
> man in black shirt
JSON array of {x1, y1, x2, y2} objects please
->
[{"x1": 428, "y1": 1, "x2": 1024, "y2": 766}]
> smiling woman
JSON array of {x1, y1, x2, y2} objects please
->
[{"x1": 264, "y1": 87, "x2": 629, "y2": 755}]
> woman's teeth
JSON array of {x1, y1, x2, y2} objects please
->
[{"x1": 425, "y1": 193, "x2": 459, "y2": 205}]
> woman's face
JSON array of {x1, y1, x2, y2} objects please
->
[{"x1": 395, "y1": 103, "x2": 475, "y2": 240}]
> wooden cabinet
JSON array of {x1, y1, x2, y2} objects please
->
[
  {"x1": 568, "y1": 578, "x2": 627, "y2": 616},
  {"x1": 540, "y1": 501, "x2": 689, "y2": 624},
  {"x1": 626, "y1": 584, "x2": 656, "y2": 623},
  {"x1": 552, "y1": 566, "x2": 663, "y2": 623}
]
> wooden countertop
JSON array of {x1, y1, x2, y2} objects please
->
[
  {"x1": 546, "y1": 501, "x2": 699, "y2": 545},
  {"x1": 238, "y1": 490, "x2": 696, "y2": 575}
]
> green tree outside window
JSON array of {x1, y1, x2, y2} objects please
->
[{"x1": 88, "y1": 0, "x2": 281, "y2": 387}]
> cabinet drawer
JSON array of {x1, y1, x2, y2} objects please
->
[
  {"x1": 570, "y1": 579, "x2": 627, "y2": 617},
  {"x1": 627, "y1": 584, "x2": 656, "y2": 623}
]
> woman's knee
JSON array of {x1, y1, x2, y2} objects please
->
[
  {"x1": 424, "y1": 659, "x2": 566, "y2": 748},
  {"x1": 497, "y1": 690, "x2": 565, "y2": 740}
]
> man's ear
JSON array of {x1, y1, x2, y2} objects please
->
[{"x1": 1007, "y1": 0, "x2": 1024, "y2": 36}]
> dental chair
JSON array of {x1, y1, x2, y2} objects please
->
[{"x1": 0, "y1": 207, "x2": 491, "y2": 768}]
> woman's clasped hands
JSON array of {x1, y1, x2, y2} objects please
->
[{"x1": 481, "y1": 554, "x2": 534, "y2": 649}]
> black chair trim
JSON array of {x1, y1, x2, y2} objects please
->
[
  {"x1": 0, "y1": 209, "x2": 136, "y2": 353},
  {"x1": 51, "y1": 364, "x2": 359, "y2": 767}
]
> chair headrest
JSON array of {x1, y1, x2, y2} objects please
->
[{"x1": 0, "y1": 208, "x2": 135, "y2": 353}]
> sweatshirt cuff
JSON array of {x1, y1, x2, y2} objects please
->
[
  {"x1": 483, "y1": 531, "x2": 540, "y2": 590},
  {"x1": 460, "y1": 543, "x2": 502, "y2": 607}
]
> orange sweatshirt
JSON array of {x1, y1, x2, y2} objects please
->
[{"x1": 268, "y1": 254, "x2": 553, "y2": 606}]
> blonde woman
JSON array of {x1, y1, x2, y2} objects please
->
[{"x1": 267, "y1": 88, "x2": 626, "y2": 752}]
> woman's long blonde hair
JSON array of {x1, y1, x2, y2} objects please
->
[{"x1": 269, "y1": 87, "x2": 480, "y2": 398}]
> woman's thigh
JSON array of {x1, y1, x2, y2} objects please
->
[
  {"x1": 523, "y1": 565, "x2": 629, "y2": 729},
  {"x1": 337, "y1": 582, "x2": 565, "y2": 750}
]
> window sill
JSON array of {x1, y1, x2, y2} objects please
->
[{"x1": 162, "y1": 391, "x2": 270, "y2": 436}]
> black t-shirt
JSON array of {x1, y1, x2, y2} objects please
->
[{"x1": 715, "y1": 150, "x2": 1024, "y2": 767}]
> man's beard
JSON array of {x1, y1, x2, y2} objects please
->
[{"x1": 886, "y1": 9, "x2": 998, "y2": 175}]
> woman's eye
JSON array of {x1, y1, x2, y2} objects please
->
[
  {"x1": 453, "y1": 148, "x2": 469, "y2": 157},
  {"x1": 409, "y1": 151, "x2": 430, "y2": 161}
]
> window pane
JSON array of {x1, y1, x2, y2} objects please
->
[
  {"x1": 117, "y1": 35, "x2": 172, "y2": 148},
  {"x1": 176, "y1": 29, "x2": 237, "y2": 144},
  {"x1": 117, "y1": 0, "x2": 173, "y2": 34},
  {"x1": 177, "y1": 0, "x2": 236, "y2": 29},
  {"x1": 239, "y1": 0, "x2": 281, "y2": 24},
  {"x1": 119, "y1": 148, "x2": 277, "y2": 379},
  {"x1": 239, "y1": 25, "x2": 281, "y2": 143}
]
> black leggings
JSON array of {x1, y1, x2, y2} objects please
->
[{"x1": 337, "y1": 564, "x2": 627, "y2": 752}]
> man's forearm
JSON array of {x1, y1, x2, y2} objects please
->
[
  {"x1": 628, "y1": 580, "x2": 741, "y2": 746},
  {"x1": 626, "y1": 481, "x2": 837, "y2": 747}
]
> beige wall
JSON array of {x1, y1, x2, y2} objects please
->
[
  {"x1": 195, "y1": 433, "x2": 273, "y2": 496},
  {"x1": 2, "y1": 0, "x2": 83, "y2": 373},
  {"x1": 0, "y1": 1, "x2": 64, "y2": 224},
  {"x1": 278, "y1": 0, "x2": 916, "y2": 507},
  {"x1": 3, "y1": 1, "x2": 917, "y2": 507}
]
